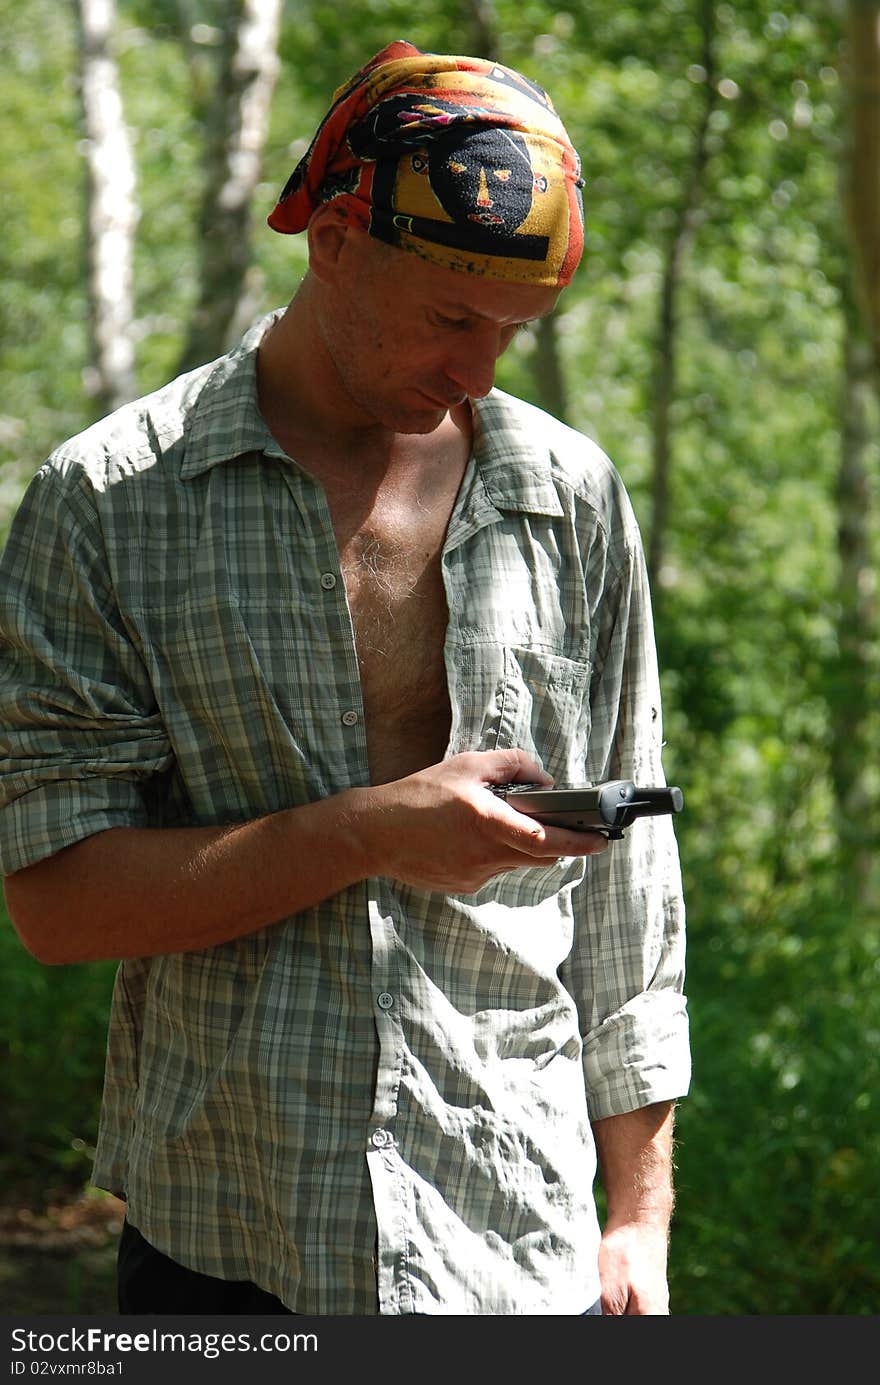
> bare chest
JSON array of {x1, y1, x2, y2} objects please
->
[
  {"x1": 303, "y1": 432, "x2": 468, "y2": 792},
  {"x1": 334, "y1": 501, "x2": 452, "y2": 783},
  {"x1": 275, "y1": 413, "x2": 471, "y2": 782}
]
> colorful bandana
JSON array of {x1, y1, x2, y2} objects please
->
[{"x1": 268, "y1": 40, "x2": 584, "y2": 287}]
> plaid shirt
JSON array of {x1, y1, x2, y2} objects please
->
[{"x1": 0, "y1": 315, "x2": 689, "y2": 1314}]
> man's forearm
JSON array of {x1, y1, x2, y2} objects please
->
[
  {"x1": 3, "y1": 747, "x2": 606, "y2": 966},
  {"x1": 592, "y1": 1100, "x2": 676, "y2": 1228},
  {"x1": 3, "y1": 790, "x2": 374, "y2": 965},
  {"x1": 591, "y1": 1100, "x2": 676, "y2": 1314}
]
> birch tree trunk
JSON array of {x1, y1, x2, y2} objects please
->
[
  {"x1": 177, "y1": 0, "x2": 283, "y2": 373},
  {"x1": 647, "y1": 0, "x2": 717, "y2": 606},
  {"x1": 73, "y1": 0, "x2": 138, "y2": 415}
]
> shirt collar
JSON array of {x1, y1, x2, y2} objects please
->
[
  {"x1": 179, "y1": 312, "x2": 286, "y2": 481},
  {"x1": 470, "y1": 392, "x2": 564, "y2": 517},
  {"x1": 180, "y1": 312, "x2": 563, "y2": 519}
]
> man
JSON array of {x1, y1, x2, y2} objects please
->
[{"x1": 0, "y1": 42, "x2": 689, "y2": 1315}]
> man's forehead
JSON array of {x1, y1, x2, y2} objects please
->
[
  {"x1": 363, "y1": 227, "x2": 563, "y2": 318},
  {"x1": 436, "y1": 284, "x2": 561, "y2": 322}
]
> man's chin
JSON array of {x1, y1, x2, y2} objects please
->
[
  {"x1": 363, "y1": 388, "x2": 466, "y2": 435},
  {"x1": 405, "y1": 410, "x2": 449, "y2": 434},
  {"x1": 389, "y1": 398, "x2": 453, "y2": 434}
]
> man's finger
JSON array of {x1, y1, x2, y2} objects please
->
[
  {"x1": 479, "y1": 747, "x2": 554, "y2": 786},
  {"x1": 507, "y1": 817, "x2": 609, "y2": 858}
]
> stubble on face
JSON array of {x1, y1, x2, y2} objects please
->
[{"x1": 310, "y1": 234, "x2": 424, "y2": 435}]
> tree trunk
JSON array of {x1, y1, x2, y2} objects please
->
[
  {"x1": 832, "y1": 309, "x2": 879, "y2": 906},
  {"x1": 177, "y1": 0, "x2": 282, "y2": 374},
  {"x1": 463, "y1": 0, "x2": 502, "y2": 58},
  {"x1": 461, "y1": 0, "x2": 571, "y2": 421},
  {"x1": 835, "y1": 1, "x2": 880, "y2": 909},
  {"x1": 73, "y1": 0, "x2": 138, "y2": 415},
  {"x1": 831, "y1": 305, "x2": 879, "y2": 912},
  {"x1": 647, "y1": 0, "x2": 717, "y2": 606},
  {"x1": 174, "y1": 0, "x2": 217, "y2": 116},
  {"x1": 844, "y1": 0, "x2": 880, "y2": 380},
  {"x1": 531, "y1": 313, "x2": 570, "y2": 423}
]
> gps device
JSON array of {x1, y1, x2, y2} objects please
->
[{"x1": 491, "y1": 779, "x2": 684, "y2": 839}]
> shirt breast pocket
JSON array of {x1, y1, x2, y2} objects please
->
[{"x1": 451, "y1": 642, "x2": 591, "y2": 785}]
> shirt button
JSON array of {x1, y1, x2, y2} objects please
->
[
  {"x1": 320, "y1": 572, "x2": 337, "y2": 590},
  {"x1": 341, "y1": 710, "x2": 359, "y2": 726},
  {"x1": 370, "y1": 1129, "x2": 392, "y2": 1149},
  {"x1": 377, "y1": 992, "x2": 394, "y2": 1010}
]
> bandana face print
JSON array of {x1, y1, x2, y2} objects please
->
[
  {"x1": 268, "y1": 41, "x2": 585, "y2": 287},
  {"x1": 429, "y1": 129, "x2": 536, "y2": 233}
]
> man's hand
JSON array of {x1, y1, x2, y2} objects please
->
[
  {"x1": 598, "y1": 1221, "x2": 670, "y2": 1315},
  {"x1": 355, "y1": 749, "x2": 608, "y2": 894},
  {"x1": 592, "y1": 1101, "x2": 676, "y2": 1316}
]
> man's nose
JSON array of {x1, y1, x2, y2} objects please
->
[{"x1": 444, "y1": 327, "x2": 507, "y2": 400}]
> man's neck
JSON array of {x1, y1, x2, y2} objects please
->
[{"x1": 257, "y1": 284, "x2": 358, "y2": 443}]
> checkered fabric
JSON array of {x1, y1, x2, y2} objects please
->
[{"x1": 0, "y1": 315, "x2": 689, "y2": 1314}]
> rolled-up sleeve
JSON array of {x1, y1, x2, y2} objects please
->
[
  {"x1": 0, "y1": 463, "x2": 173, "y2": 875},
  {"x1": 559, "y1": 525, "x2": 690, "y2": 1120}
]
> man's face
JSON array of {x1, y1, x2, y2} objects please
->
[{"x1": 314, "y1": 225, "x2": 562, "y2": 435}]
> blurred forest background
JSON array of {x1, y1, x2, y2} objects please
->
[{"x1": 1, "y1": 0, "x2": 878, "y2": 1315}]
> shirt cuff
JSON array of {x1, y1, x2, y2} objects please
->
[
  {"x1": 582, "y1": 988, "x2": 691, "y2": 1120},
  {"x1": 0, "y1": 777, "x2": 149, "y2": 875}
]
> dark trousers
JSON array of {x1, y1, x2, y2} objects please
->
[
  {"x1": 117, "y1": 1219, "x2": 602, "y2": 1315},
  {"x1": 117, "y1": 1220, "x2": 293, "y2": 1314}
]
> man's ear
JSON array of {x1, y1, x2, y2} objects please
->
[{"x1": 307, "y1": 203, "x2": 356, "y2": 284}]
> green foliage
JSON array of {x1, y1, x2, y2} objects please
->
[
  {"x1": 0, "y1": 895, "x2": 116, "y2": 1204},
  {"x1": 0, "y1": 0, "x2": 877, "y2": 1315},
  {"x1": 0, "y1": 0, "x2": 88, "y2": 504},
  {"x1": 670, "y1": 841, "x2": 880, "y2": 1314}
]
